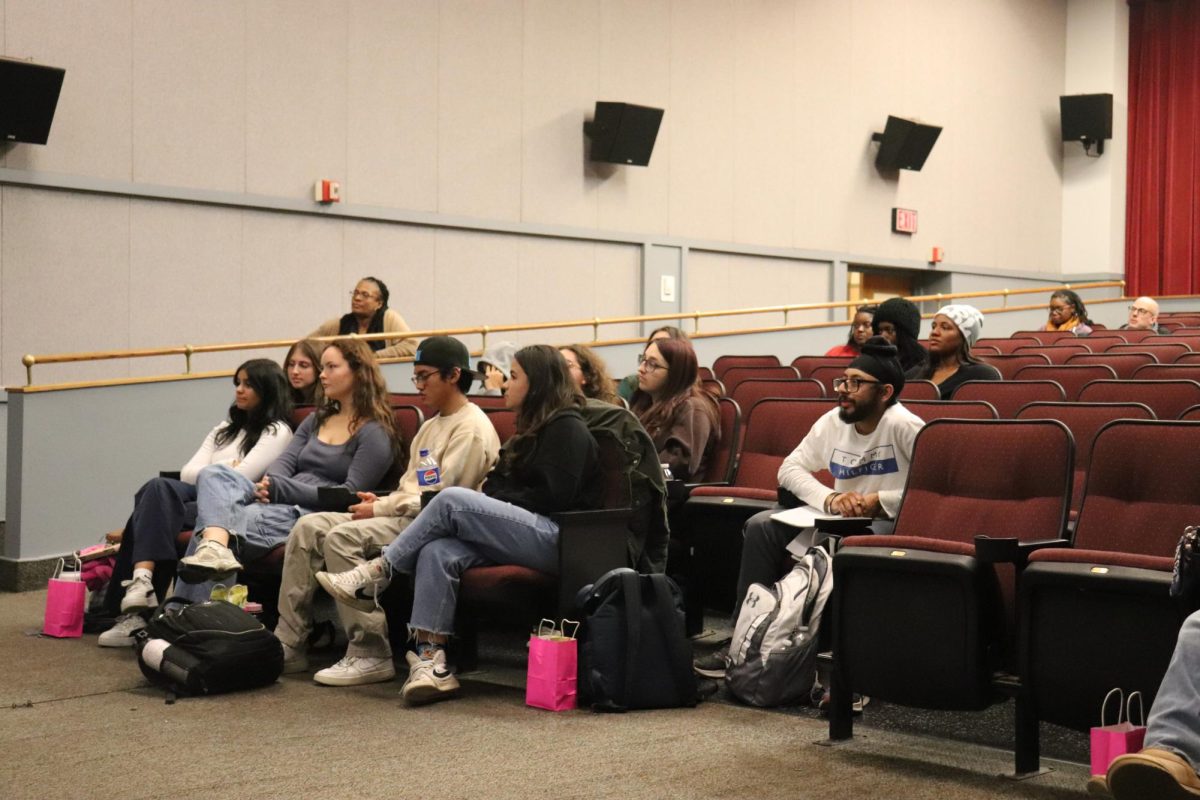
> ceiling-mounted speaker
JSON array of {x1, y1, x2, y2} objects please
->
[
  {"x1": 0, "y1": 57, "x2": 66, "y2": 145},
  {"x1": 871, "y1": 115, "x2": 942, "y2": 171},
  {"x1": 1060, "y1": 93, "x2": 1112, "y2": 155},
  {"x1": 584, "y1": 102, "x2": 664, "y2": 167}
]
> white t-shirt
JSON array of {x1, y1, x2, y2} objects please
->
[
  {"x1": 179, "y1": 421, "x2": 293, "y2": 485},
  {"x1": 776, "y1": 403, "x2": 924, "y2": 519}
]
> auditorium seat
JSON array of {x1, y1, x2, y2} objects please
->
[
  {"x1": 903, "y1": 399, "x2": 998, "y2": 423},
  {"x1": 1011, "y1": 364, "x2": 1117, "y2": 401},
  {"x1": 719, "y1": 365, "x2": 801, "y2": 392},
  {"x1": 1108, "y1": 342, "x2": 1189, "y2": 362},
  {"x1": 979, "y1": 353, "x2": 1051, "y2": 379},
  {"x1": 1078, "y1": 379, "x2": 1200, "y2": 420},
  {"x1": 701, "y1": 377, "x2": 726, "y2": 397},
  {"x1": 974, "y1": 336, "x2": 1041, "y2": 354},
  {"x1": 1011, "y1": 344, "x2": 1091, "y2": 364},
  {"x1": 1117, "y1": 328, "x2": 1161, "y2": 342},
  {"x1": 790, "y1": 355, "x2": 854, "y2": 378},
  {"x1": 713, "y1": 354, "x2": 781, "y2": 379},
  {"x1": 808, "y1": 365, "x2": 850, "y2": 394},
  {"x1": 483, "y1": 407, "x2": 516, "y2": 444},
  {"x1": 1132, "y1": 363, "x2": 1200, "y2": 381},
  {"x1": 730, "y1": 378, "x2": 824, "y2": 412},
  {"x1": 951, "y1": 380, "x2": 1065, "y2": 418},
  {"x1": 1066, "y1": 352, "x2": 1156, "y2": 378},
  {"x1": 1013, "y1": 330, "x2": 1079, "y2": 345},
  {"x1": 1081, "y1": 335, "x2": 1131, "y2": 351},
  {"x1": 902, "y1": 380, "x2": 940, "y2": 401}
]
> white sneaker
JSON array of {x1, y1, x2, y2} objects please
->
[
  {"x1": 119, "y1": 573, "x2": 158, "y2": 613},
  {"x1": 280, "y1": 641, "x2": 309, "y2": 674},
  {"x1": 314, "y1": 655, "x2": 396, "y2": 686},
  {"x1": 178, "y1": 539, "x2": 242, "y2": 582},
  {"x1": 315, "y1": 558, "x2": 391, "y2": 612},
  {"x1": 98, "y1": 613, "x2": 146, "y2": 647},
  {"x1": 401, "y1": 650, "x2": 460, "y2": 705}
]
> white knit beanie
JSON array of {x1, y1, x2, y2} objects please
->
[{"x1": 936, "y1": 304, "x2": 984, "y2": 347}]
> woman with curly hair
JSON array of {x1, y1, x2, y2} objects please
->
[
  {"x1": 630, "y1": 336, "x2": 720, "y2": 481},
  {"x1": 176, "y1": 338, "x2": 403, "y2": 594},
  {"x1": 560, "y1": 343, "x2": 620, "y2": 405}
]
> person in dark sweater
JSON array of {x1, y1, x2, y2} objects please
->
[
  {"x1": 907, "y1": 304, "x2": 1000, "y2": 399},
  {"x1": 871, "y1": 297, "x2": 929, "y2": 373},
  {"x1": 317, "y1": 344, "x2": 600, "y2": 705},
  {"x1": 629, "y1": 336, "x2": 720, "y2": 481}
]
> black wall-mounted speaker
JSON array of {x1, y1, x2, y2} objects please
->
[
  {"x1": 1060, "y1": 93, "x2": 1112, "y2": 144},
  {"x1": 873, "y1": 116, "x2": 942, "y2": 171},
  {"x1": 0, "y1": 57, "x2": 66, "y2": 145},
  {"x1": 584, "y1": 102, "x2": 664, "y2": 167}
]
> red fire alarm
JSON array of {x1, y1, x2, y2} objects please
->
[
  {"x1": 930, "y1": 246, "x2": 944, "y2": 264},
  {"x1": 892, "y1": 207, "x2": 918, "y2": 234},
  {"x1": 314, "y1": 180, "x2": 341, "y2": 204}
]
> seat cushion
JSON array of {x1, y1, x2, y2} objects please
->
[
  {"x1": 839, "y1": 535, "x2": 975, "y2": 558},
  {"x1": 689, "y1": 486, "x2": 777, "y2": 502},
  {"x1": 1027, "y1": 547, "x2": 1173, "y2": 572},
  {"x1": 459, "y1": 565, "x2": 555, "y2": 610}
]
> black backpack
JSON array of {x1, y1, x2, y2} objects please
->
[
  {"x1": 135, "y1": 598, "x2": 283, "y2": 698},
  {"x1": 576, "y1": 569, "x2": 697, "y2": 711}
]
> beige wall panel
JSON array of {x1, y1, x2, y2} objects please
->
[
  {"x1": 240, "y1": 211, "x2": 344, "y2": 344},
  {"x1": 4, "y1": 0, "x2": 132, "y2": 180},
  {"x1": 732, "y1": 1, "x2": 796, "y2": 249},
  {"x1": 592, "y1": 241, "x2": 642, "y2": 343},
  {"x1": 2, "y1": 189, "x2": 131, "y2": 387},
  {"x1": 686, "y1": 250, "x2": 827, "y2": 332},
  {"x1": 667, "y1": 0, "x2": 736, "y2": 243},
  {"x1": 437, "y1": 0, "x2": 523, "y2": 221},
  {"x1": 515, "y1": 237, "x2": 602, "y2": 345},
  {"x1": 245, "y1": 2, "x2": 348, "y2": 199},
  {"x1": 347, "y1": 1, "x2": 439, "y2": 210},
  {"x1": 521, "y1": 0, "x2": 600, "y2": 229},
  {"x1": 432, "y1": 229, "x2": 521, "y2": 349},
  {"x1": 127, "y1": 201, "x2": 245, "y2": 377},
  {"x1": 131, "y1": 0, "x2": 246, "y2": 192},
  {"x1": 341, "y1": 220, "x2": 438, "y2": 335},
  {"x1": 595, "y1": 0, "x2": 671, "y2": 235}
]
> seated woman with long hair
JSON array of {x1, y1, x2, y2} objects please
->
[
  {"x1": 316, "y1": 344, "x2": 601, "y2": 706},
  {"x1": 617, "y1": 325, "x2": 690, "y2": 401},
  {"x1": 630, "y1": 336, "x2": 720, "y2": 481},
  {"x1": 560, "y1": 343, "x2": 621, "y2": 405},
  {"x1": 97, "y1": 359, "x2": 293, "y2": 646},
  {"x1": 825, "y1": 304, "x2": 878, "y2": 357},
  {"x1": 1043, "y1": 289, "x2": 1094, "y2": 336},
  {"x1": 907, "y1": 304, "x2": 1000, "y2": 399},
  {"x1": 175, "y1": 338, "x2": 402, "y2": 597},
  {"x1": 283, "y1": 339, "x2": 323, "y2": 407}
]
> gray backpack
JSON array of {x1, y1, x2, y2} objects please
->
[{"x1": 726, "y1": 545, "x2": 833, "y2": 707}]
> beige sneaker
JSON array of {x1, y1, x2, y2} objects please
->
[
  {"x1": 314, "y1": 655, "x2": 396, "y2": 686},
  {"x1": 400, "y1": 650, "x2": 460, "y2": 705},
  {"x1": 178, "y1": 539, "x2": 242, "y2": 582},
  {"x1": 1107, "y1": 748, "x2": 1200, "y2": 799}
]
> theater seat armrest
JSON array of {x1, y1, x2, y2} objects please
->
[
  {"x1": 159, "y1": 470, "x2": 182, "y2": 480},
  {"x1": 975, "y1": 536, "x2": 1070, "y2": 567}
]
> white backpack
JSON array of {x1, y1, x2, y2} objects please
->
[{"x1": 726, "y1": 545, "x2": 834, "y2": 707}]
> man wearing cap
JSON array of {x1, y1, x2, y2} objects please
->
[
  {"x1": 694, "y1": 338, "x2": 924, "y2": 683},
  {"x1": 273, "y1": 336, "x2": 501, "y2": 687},
  {"x1": 1121, "y1": 296, "x2": 1163, "y2": 333}
]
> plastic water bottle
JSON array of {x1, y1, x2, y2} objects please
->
[{"x1": 417, "y1": 449, "x2": 442, "y2": 507}]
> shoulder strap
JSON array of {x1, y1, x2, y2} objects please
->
[
  {"x1": 620, "y1": 570, "x2": 643, "y2": 709},
  {"x1": 799, "y1": 549, "x2": 830, "y2": 625},
  {"x1": 648, "y1": 573, "x2": 696, "y2": 705}
]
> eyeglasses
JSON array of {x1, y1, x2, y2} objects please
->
[
  {"x1": 350, "y1": 290, "x2": 379, "y2": 301},
  {"x1": 637, "y1": 354, "x2": 667, "y2": 373},
  {"x1": 833, "y1": 377, "x2": 881, "y2": 393},
  {"x1": 411, "y1": 370, "x2": 440, "y2": 386},
  {"x1": 1128, "y1": 306, "x2": 1155, "y2": 317},
  {"x1": 1049, "y1": 303, "x2": 1073, "y2": 313}
]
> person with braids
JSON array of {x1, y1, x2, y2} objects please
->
[
  {"x1": 630, "y1": 336, "x2": 720, "y2": 482},
  {"x1": 175, "y1": 339, "x2": 403, "y2": 597},
  {"x1": 310, "y1": 276, "x2": 417, "y2": 358},
  {"x1": 1042, "y1": 289, "x2": 1094, "y2": 336},
  {"x1": 97, "y1": 359, "x2": 294, "y2": 646},
  {"x1": 316, "y1": 344, "x2": 601, "y2": 705}
]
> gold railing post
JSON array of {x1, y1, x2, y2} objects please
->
[
  {"x1": 693, "y1": 312, "x2": 700, "y2": 333},
  {"x1": 480, "y1": 326, "x2": 489, "y2": 352},
  {"x1": 184, "y1": 345, "x2": 194, "y2": 375},
  {"x1": 784, "y1": 308, "x2": 790, "y2": 325},
  {"x1": 593, "y1": 318, "x2": 600, "y2": 341},
  {"x1": 23, "y1": 354, "x2": 34, "y2": 386}
]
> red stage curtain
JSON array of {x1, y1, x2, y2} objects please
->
[{"x1": 1126, "y1": 0, "x2": 1200, "y2": 296}]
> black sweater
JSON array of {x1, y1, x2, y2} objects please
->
[{"x1": 482, "y1": 409, "x2": 600, "y2": 516}]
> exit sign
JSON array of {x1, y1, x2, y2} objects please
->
[{"x1": 892, "y1": 208, "x2": 918, "y2": 234}]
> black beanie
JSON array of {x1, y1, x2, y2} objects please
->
[
  {"x1": 849, "y1": 336, "x2": 905, "y2": 399},
  {"x1": 872, "y1": 297, "x2": 921, "y2": 340}
]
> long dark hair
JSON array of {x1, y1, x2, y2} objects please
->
[
  {"x1": 313, "y1": 339, "x2": 403, "y2": 464},
  {"x1": 630, "y1": 337, "x2": 719, "y2": 439},
  {"x1": 284, "y1": 339, "x2": 323, "y2": 406},
  {"x1": 214, "y1": 359, "x2": 293, "y2": 457},
  {"x1": 511, "y1": 345, "x2": 583, "y2": 437},
  {"x1": 1051, "y1": 289, "x2": 1092, "y2": 325},
  {"x1": 337, "y1": 276, "x2": 392, "y2": 351},
  {"x1": 562, "y1": 344, "x2": 619, "y2": 405},
  {"x1": 647, "y1": 325, "x2": 689, "y2": 344}
]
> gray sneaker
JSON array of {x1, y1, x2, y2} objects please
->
[
  {"x1": 693, "y1": 646, "x2": 729, "y2": 679},
  {"x1": 178, "y1": 539, "x2": 242, "y2": 582},
  {"x1": 279, "y1": 641, "x2": 309, "y2": 674},
  {"x1": 314, "y1": 655, "x2": 396, "y2": 687},
  {"x1": 315, "y1": 558, "x2": 391, "y2": 612},
  {"x1": 401, "y1": 650, "x2": 460, "y2": 705},
  {"x1": 98, "y1": 613, "x2": 146, "y2": 647},
  {"x1": 119, "y1": 573, "x2": 158, "y2": 613}
]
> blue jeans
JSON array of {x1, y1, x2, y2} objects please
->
[
  {"x1": 1145, "y1": 610, "x2": 1200, "y2": 772},
  {"x1": 380, "y1": 486, "x2": 560, "y2": 636},
  {"x1": 175, "y1": 465, "x2": 310, "y2": 602}
]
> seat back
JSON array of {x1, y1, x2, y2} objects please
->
[
  {"x1": 1082, "y1": 335, "x2": 1132, "y2": 351},
  {"x1": 979, "y1": 353, "x2": 1051, "y2": 379},
  {"x1": 902, "y1": 400, "x2": 998, "y2": 423},
  {"x1": 389, "y1": 391, "x2": 434, "y2": 418},
  {"x1": 1012, "y1": 364, "x2": 1117, "y2": 401},
  {"x1": 1181, "y1": 404, "x2": 1200, "y2": 421},
  {"x1": 720, "y1": 365, "x2": 800, "y2": 392},
  {"x1": 483, "y1": 408, "x2": 517, "y2": 445},
  {"x1": 809, "y1": 365, "x2": 852, "y2": 394},
  {"x1": 1108, "y1": 342, "x2": 1189, "y2": 362},
  {"x1": 697, "y1": 366, "x2": 714, "y2": 381},
  {"x1": 893, "y1": 419, "x2": 1073, "y2": 545},
  {"x1": 1116, "y1": 328, "x2": 1160, "y2": 342},
  {"x1": 1177, "y1": 353, "x2": 1200, "y2": 366},
  {"x1": 974, "y1": 337, "x2": 1041, "y2": 354},
  {"x1": 734, "y1": 399, "x2": 836, "y2": 490},
  {"x1": 1066, "y1": 353, "x2": 1156, "y2": 378},
  {"x1": 290, "y1": 405, "x2": 317, "y2": 429},
  {"x1": 713, "y1": 354, "x2": 781, "y2": 379},
  {"x1": 1012, "y1": 330, "x2": 1078, "y2": 344},
  {"x1": 1078, "y1": 379, "x2": 1200, "y2": 420},
  {"x1": 700, "y1": 397, "x2": 741, "y2": 484},
  {"x1": 700, "y1": 377, "x2": 725, "y2": 397},
  {"x1": 1133, "y1": 363, "x2": 1200, "y2": 382},
  {"x1": 731, "y1": 378, "x2": 824, "y2": 411},
  {"x1": 790, "y1": 355, "x2": 853, "y2": 378},
  {"x1": 951, "y1": 380, "x2": 1065, "y2": 418},
  {"x1": 1152, "y1": 335, "x2": 1200, "y2": 351},
  {"x1": 1073, "y1": 421, "x2": 1200, "y2": 557},
  {"x1": 1011, "y1": 344, "x2": 1091, "y2": 364}
]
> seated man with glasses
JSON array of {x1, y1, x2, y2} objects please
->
[
  {"x1": 1122, "y1": 296, "x2": 1163, "y2": 333},
  {"x1": 694, "y1": 337, "x2": 924, "y2": 697},
  {"x1": 310, "y1": 276, "x2": 417, "y2": 358},
  {"x1": 273, "y1": 336, "x2": 500, "y2": 687}
]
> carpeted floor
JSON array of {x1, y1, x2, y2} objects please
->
[{"x1": 1, "y1": 590, "x2": 1091, "y2": 800}]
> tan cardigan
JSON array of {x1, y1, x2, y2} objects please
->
[{"x1": 310, "y1": 308, "x2": 418, "y2": 358}]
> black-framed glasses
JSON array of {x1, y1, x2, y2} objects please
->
[
  {"x1": 637, "y1": 354, "x2": 667, "y2": 373},
  {"x1": 411, "y1": 370, "x2": 439, "y2": 386},
  {"x1": 833, "y1": 376, "x2": 880, "y2": 393}
]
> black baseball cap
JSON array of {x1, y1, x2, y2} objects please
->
[{"x1": 414, "y1": 336, "x2": 474, "y2": 374}]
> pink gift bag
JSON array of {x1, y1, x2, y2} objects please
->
[
  {"x1": 43, "y1": 558, "x2": 86, "y2": 638},
  {"x1": 526, "y1": 619, "x2": 579, "y2": 712},
  {"x1": 1090, "y1": 689, "x2": 1147, "y2": 776}
]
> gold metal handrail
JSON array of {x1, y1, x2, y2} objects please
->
[{"x1": 17, "y1": 280, "x2": 1125, "y2": 386}]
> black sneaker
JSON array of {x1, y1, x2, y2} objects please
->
[{"x1": 693, "y1": 646, "x2": 729, "y2": 679}]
